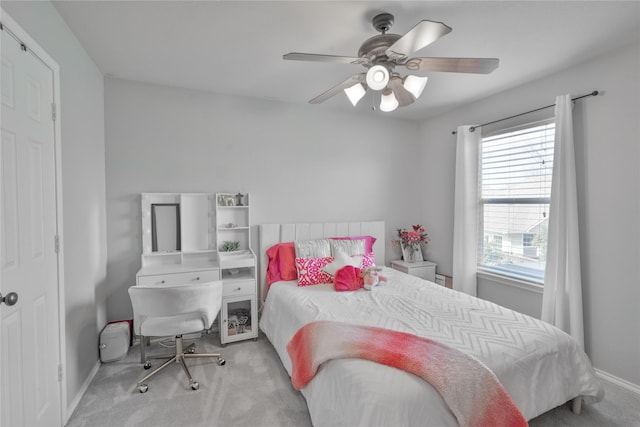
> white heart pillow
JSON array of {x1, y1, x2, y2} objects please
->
[{"x1": 322, "y1": 249, "x2": 362, "y2": 276}]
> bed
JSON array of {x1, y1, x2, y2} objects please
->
[{"x1": 258, "y1": 221, "x2": 604, "y2": 426}]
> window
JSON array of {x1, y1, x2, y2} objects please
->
[{"x1": 478, "y1": 120, "x2": 555, "y2": 283}]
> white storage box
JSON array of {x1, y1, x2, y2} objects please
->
[{"x1": 99, "y1": 322, "x2": 130, "y2": 363}]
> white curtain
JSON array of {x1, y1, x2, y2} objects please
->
[
  {"x1": 541, "y1": 94, "x2": 585, "y2": 349},
  {"x1": 453, "y1": 125, "x2": 480, "y2": 296}
]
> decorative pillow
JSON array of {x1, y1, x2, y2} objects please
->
[
  {"x1": 266, "y1": 242, "x2": 297, "y2": 285},
  {"x1": 361, "y1": 252, "x2": 375, "y2": 269},
  {"x1": 333, "y1": 265, "x2": 364, "y2": 292},
  {"x1": 322, "y1": 249, "x2": 362, "y2": 276},
  {"x1": 295, "y1": 257, "x2": 334, "y2": 286},
  {"x1": 330, "y1": 235, "x2": 377, "y2": 254},
  {"x1": 329, "y1": 239, "x2": 366, "y2": 256},
  {"x1": 294, "y1": 239, "x2": 332, "y2": 259}
]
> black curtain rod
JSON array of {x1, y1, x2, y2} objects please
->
[{"x1": 451, "y1": 90, "x2": 599, "y2": 135}]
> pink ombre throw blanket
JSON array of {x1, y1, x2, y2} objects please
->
[{"x1": 287, "y1": 321, "x2": 528, "y2": 427}]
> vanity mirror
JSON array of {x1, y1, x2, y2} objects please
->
[
  {"x1": 140, "y1": 193, "x2": 216, "y2": 266},
  {"x1": 151, "y1": 203, "x2": 181, "y2": 252}
]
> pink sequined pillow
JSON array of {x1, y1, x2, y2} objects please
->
[
  {"x1": 361, "y1": 252, "x2": 375, "y2": 268},
  {"x1": 295, "y1": 257, "x2": 334, "y2": 286}
]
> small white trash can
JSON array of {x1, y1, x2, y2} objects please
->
[{"x1": 99, "y1": 322, "x2": 130, "y2": 363}]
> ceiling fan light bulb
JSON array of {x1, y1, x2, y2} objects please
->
[
  {"x1": 403, "y1": 75, "x2": 428, "y2": 99},
  {"x1": 344, "y1": 83, "x2": 366, "y2": 106},
  {"x1": 380, "y1": 90, "x2": 398, "y2": 112},
  {"x1": 366, "y1": 65, "x2": 389, "y2": 91}
]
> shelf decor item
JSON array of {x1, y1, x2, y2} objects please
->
[
  {"x1": 392, "y1": 225, "x2": 429, "y2": 263},
  {"x1": 221, "y1": 241, "x2": 240, "y2": 252}
]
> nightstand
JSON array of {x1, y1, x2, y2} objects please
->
[{"x1": 390, "y1": 260, "x2": 437, "y2": 282}]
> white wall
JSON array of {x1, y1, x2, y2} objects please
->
[
  {"x1": 6, "y1": 1, "x2": 638, "y2": 414},
  {"x1": 104, "y1": 78, "x2": 421, "y2": 321},
  {"x1": 2, "y1": 0, "x2": 107, "y2": 420},
  {"x1": 418, "y1": 41, "x2": 640, "y2": 386}
]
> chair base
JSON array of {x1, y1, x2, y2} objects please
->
[{"x1": 136, "y1": 334, "x2": 225, "y2": 393}]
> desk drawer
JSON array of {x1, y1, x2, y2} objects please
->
[
  {"x1": 223, "y1": 280, "x2": 255, "y2": 297},
  {"x1": 137, "y1": 269, "x2": 220, "y2": 287}
]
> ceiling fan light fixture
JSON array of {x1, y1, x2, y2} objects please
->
[
  {"x1": 344, "y1": 83, "x2": 366, "y2": 106},
  {"x1": 380, "y1": 88, "x2": 399, "y2": 112},
  {"x1": 403, "y1": 75, "x2": 428, "y2": 99},
  {"x1": 366, "y1": 65, "x2": 390, "y2": 91}
]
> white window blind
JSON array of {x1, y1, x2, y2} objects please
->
[{"x1": 479, "y1": 120, "x2": 555, "y2": 283}]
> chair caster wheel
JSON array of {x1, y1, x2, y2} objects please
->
[
  {"x1": 188, "y1": 347, "x2": 196, "y2": 354},
  {"x1": 218, "y1": 358, "x2": 226, "y2": 366},
  {"x1": 138, "y1": 384, "x2": 148, "y2": 393},
  {"x1": 190, "y1": 381, "x2": 199, "y2": 390},
  {"x1": 144, "y1": 361, "x2": 151, "y2": 369}
]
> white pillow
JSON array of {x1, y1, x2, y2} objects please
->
[
  {"x1": 294, "y1": 239, "x2": 331, "y2": 258},
  {"x1": 329, "y1": 239, "x2": 366, "y2": 256},
  {"x1": 322, "y1": 249, "x2": 363, "y2": 276}
]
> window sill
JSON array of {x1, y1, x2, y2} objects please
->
[{"x1": 477, "y1": 269, "x2": 544, "y2": 294}]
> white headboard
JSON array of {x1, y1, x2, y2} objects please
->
[{"x1": 258, "y1": 221, "x2": 385, "y2": 301}]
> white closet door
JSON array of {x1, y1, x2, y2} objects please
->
[{"x1": 1, "y1": 24, "x2": 62, "y2": 426}]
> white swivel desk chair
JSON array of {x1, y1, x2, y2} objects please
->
[{"x1": 128, "y1": 281, "x2": 225, "y2": 393}]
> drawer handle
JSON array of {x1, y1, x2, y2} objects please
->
[
  {"x1": 193, "y1": 277, "x2": 200, "y2": 281},
  {"x1": 235, "y1": 287, "x2": 241, "y2": 292},
  {"x1": 160, "y1": 280, "x2": 165, "y2": 284}
]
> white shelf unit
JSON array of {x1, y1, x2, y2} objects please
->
[
  {"x1": 215, "y1": 192, "x2": 250, "y2": 252},
  {"x1": 216, "y1": 193, "x2": 258, "y2": 345}
]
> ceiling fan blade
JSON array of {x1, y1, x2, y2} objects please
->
[
  {"x1": 283, "y1": 52, "x2": 369, "y2": 65},
  {"x1": 309, "y1": 74, "x2": 367, "y2": 104},
  {"x1": 386, "y1": 20, "x2": 452, "y2": 61},
  {"x1": 402, "y1": 57, "x2": 499, "y2": 74},
  {"x1": 388, "y1": 77, "x2": 415, "y2": 107}
]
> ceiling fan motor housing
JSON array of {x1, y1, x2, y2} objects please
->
[{"x1": 358, "y1": 34, "x2": 402, "y2": 68}]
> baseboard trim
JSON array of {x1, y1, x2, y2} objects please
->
[
  {"x1": 596, "y1": 368, "x2": 640, "y2": 396},
  {"x1": 65, "y1": 360, "x2": 101, "y2": 424}
]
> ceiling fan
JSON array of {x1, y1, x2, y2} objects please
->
[{"x1": 284, "y1": 13, "x2": 499, "y2": 112}]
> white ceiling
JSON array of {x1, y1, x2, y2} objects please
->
[{"x1": 51, "y1": 1, "x2": 640, "y2": 121}]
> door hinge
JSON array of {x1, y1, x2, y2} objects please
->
[
  {"x1": 55, "y1": 235, "x2": 60, "y2": 253},
  {"x1": 51, "y1": 103, "x2": 57, "y2": 121},
  {"x1": 58, "y1": 364, "x2": 63, "y2": 382}
]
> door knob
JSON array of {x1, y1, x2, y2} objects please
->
[{"x1": 0, "y1": 292, "x2": 18, "y2": 306}]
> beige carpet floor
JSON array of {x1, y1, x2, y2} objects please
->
[{"x1": 66, "y1": 332, "x2": 639, "y2": 427}]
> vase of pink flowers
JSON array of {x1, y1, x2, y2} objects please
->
[{"x1": 392, "y1": 225, "x2": 429, "y2": 262}]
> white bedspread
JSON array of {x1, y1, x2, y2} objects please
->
[{"x1": 259, "y1": 268, "x2": 604, "y2": 427}]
